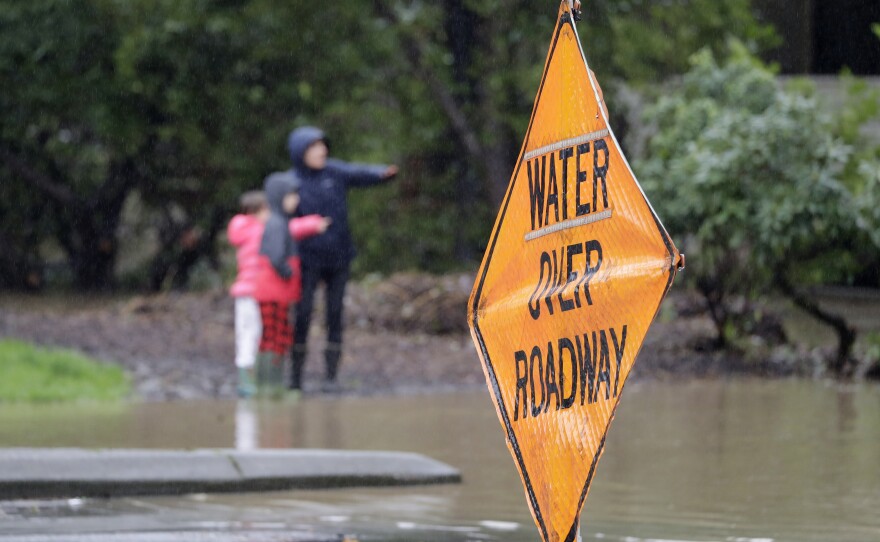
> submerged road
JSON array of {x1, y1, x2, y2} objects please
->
[
  {"x1": 0, "y1": 533, "x2": 337, "y2": 542},
  {"x1": 0, "y1": 448, "x2": 461, "y2": 499}
]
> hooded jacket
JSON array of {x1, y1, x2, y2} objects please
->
[
  {"x1": 253, "y1": 171, "x2": 303, "y2": 303},
  {"x1": 228, "y1": 213, "x2": 326, "y2": 299},
  {"x1": 287, "y1": 126, "x2": 389, "y2": 267}
]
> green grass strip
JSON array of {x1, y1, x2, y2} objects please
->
[{"x1": 0, "y1": 340, "x2": 130, "y2": 403}]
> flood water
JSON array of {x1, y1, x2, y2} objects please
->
[{"x1": 0, "y1": 379, "x2": 878, "y2": 542}]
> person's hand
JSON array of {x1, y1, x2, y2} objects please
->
[
  {"x1": 318, "y1": 217, "x2": 332, "y2": 233},
  {"x1": 383, "y1": 165, "x2": 399, "y2": 179}
]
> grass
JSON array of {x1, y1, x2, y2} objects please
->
[{"x1": 0, "y1": 340, "x2": 131, "y2": 402}]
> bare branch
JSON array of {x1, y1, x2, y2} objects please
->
[
  {"x1": 371, "y1": 0, "x2": 486, "y2": 163},
  {"x1": 774, "y1": 267, "x2": 856, "y2": 377},
  {"x1": 0, "y1": 145, "x2": 77, "y2": 204}
]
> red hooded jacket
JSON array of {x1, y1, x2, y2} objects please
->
[{"x1": 227, "y1": 214, "x2": 325, "y2": 302}]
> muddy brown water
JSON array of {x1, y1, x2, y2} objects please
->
[{"x1": 0, "y1": 379, "x2": 878, "y2": 541}]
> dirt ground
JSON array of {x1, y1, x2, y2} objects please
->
[{"x1": 0, "y1": 274, "x2": 806, "y2": 400}]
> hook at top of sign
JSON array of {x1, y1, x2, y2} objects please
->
[{"x1": 564, "y1": 0, "x2": 582, "y2": 22}]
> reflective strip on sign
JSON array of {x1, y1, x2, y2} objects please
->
[
  {"x1": 522, "y1": 129, "x2": 610, "y2": 161},
  {"x1": 524, "y1": 209, "x2": 613, "y2": 242}
]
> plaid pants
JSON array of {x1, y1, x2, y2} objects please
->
[{"x1": 258, "y1": 302, "x2": 293, "y2": 355}]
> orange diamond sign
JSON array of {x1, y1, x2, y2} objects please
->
[{"x1": 468, "y1": 3, "x2": 680, "y2": 542}]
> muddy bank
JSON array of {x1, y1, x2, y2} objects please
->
[{"x1": 0, "y1": 274, "x2": 806, "y2": 400}]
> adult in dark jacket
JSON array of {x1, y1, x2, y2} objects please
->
[{"x1": 286, "y1": 126, "x2": 398, "y2": 391}]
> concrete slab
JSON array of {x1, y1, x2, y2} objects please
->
[
  {"x1": 229, "y1": 449, "x2": 461, "y2": 489},
  {"x1": 0, "y1": 448, "x2": 460, "y2": 499},
  {"x1": 0, "y1": 533, "x2": 334, "y2": 542}
]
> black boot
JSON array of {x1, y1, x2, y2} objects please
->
[
  {"x1": 322, "y1": 343, "x2": 342, "y2": 392},
  {"x1": 289, "y1": 345, "x2": 307, "y2": 390}
]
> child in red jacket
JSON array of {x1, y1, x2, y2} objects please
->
[
  {"x1": 251, "y1": 172, "x2": 329, "y2": 397},
  {"x1": 228, "y1": 186, "x2": 328, "y2": 398}
]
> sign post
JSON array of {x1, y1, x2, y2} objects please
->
[{"x1": 467, "y1": 2, "x2": 681, "y2": 542}]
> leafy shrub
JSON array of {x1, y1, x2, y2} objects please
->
[{"x1": 638, "y1": 44, "x2": 880, "y2": 374}]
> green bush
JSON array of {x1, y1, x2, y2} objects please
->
[
  {"x1": 0, "y1": 340, "x2": 131, "y2": 402},
  {"x1": 637, "y1": 44, "x2": 880, "y2": 374}
]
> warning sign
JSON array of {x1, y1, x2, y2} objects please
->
[{"x1": 467, "y1": 3, "x2": 680, "y2": 542}]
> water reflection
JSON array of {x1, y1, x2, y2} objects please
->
[
  {"x1": 235, "y1": 401, "x2": 258, "y2": 451},
  {"x1": 0, "y1": 380, "x2": 878, "y2": 542}
]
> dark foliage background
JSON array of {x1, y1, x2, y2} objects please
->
[{"x1": 0, "y1": 0, "x2": 778, "y2": 290}]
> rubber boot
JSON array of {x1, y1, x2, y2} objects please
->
[
  {"x1": 288, "y1": 345, "x2": 307, "y2": 391},
  {"x1": 236, "y1": 366, "x2": 256, "y2": 398},
  {"x1": 255, "y1": 352, "x2": 283, "y2": 399},
  {"x1": 265, "y1": 354, "x2": 286, "y2": 399},
  {"x1": 322, "y1": 343, "x2": 343, "y2": 393},
  {"x1": 255, "y1": 352, "x2": 272, "y2": 390}
]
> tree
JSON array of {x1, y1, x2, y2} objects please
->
[
  {"x1": 638, "y1": 45, "x2": 880, "y2": 376},
  {"x1": 0, "y1": 0, "x2": 778, "y2": 288},
  {"x1": 368, "y1": 0, "x2": 776, "y2": 207},
  {"x1": 0, "y1": 0, "x2": 378, "y2": 289},
  {"x1": 346, "y1": 0, "x2": 775, "y2": 274},
  {"x1": 0, "y1": 0, "x2": 143, "y2": 289}
]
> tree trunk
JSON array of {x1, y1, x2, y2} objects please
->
[
  {"x1": 2, "y1": 145, "x2": 140, "y2": 291},
  {"x1": 56, "y1": 202, "x2": 122, "y2": 291},
  {"x1": 373, "y1": 0, "x2": 494, "y2": 201},
  {"x1": 56, "y1": 163, "x2": 139, "y2": 290},
  {"x1": 0, "y1": 238, "x2": 43, "y2": 290},
  {"x1": 171, "y1": 208, "x2": 227, "y2": 290},
  {"x1": 149, "y1": 207, "x2": 227, "y2": 291},
  {"x1": 774, "y1": 270, "x2": 857, "y2": 377},
  {"x1": 695, "y1": 276, "x2": 730, "y2": 348},
  {"x1": 69, "y1": 235, "x2": 118, "y2": 290}
]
